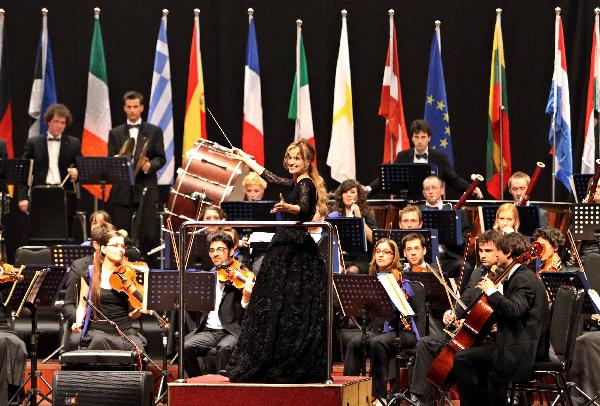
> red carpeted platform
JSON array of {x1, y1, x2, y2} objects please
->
[{"x1": 168, "y1": 375, "x2": 372, "y2": 406}]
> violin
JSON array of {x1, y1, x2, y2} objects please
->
[
  {"x1": 410, "y1": 263, "x2": 429, "y2": 273},
  {"x1": 216, "y1": 259, "x2": 255, "y2": 290},
  {"x1": 538, "y1": 257, "x2": 563, "y2": 273},
  {"x1": 0, "y1": 263, "x2": 24, "y2": 284}
]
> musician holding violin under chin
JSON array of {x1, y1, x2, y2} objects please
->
[
  {"x1": 401, "y1": 233, "x2": 429, "y2": 272},
  {"x1": 343, "y1": 238, "x2": 419, "y2": 401},
  {"x1": 182, "y1": 231, "x2": 253, "y2": 378},
  {"x1": 71, "y1": 228, "x2": 147, "y2": 351}
]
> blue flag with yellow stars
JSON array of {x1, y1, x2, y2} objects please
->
[{"x1": 424, "y1": 25, "x2": 453, "y2": 165}]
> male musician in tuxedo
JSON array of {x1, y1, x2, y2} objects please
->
[
  {"x1": 453, "y1": 232, "x2": 549, "y2": 406},
  {"x1": 183, "y1": 231, "x2": 253, "y2": 378},
  {"x1": 108, "y1": 91, "x2": 165, "y2": 261},
  {"x1": 402, "y1": 233, "x2": 428, "y2": 271},
  {"x1": 18, "y1": 103, "x2": 81, "y2": 213},
  {"x1": 409, "y1": 229, "x2": 503, "y2": 405},
  {"x1": 368, "y1": 119, "x2": 483, "y2": 199},
  {"x1": 399, "y1": 204, "x2": 423, "y2": 229}
]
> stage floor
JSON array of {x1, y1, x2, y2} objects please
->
[{"x1": 168, "y1": 375, "x2": 372, "y2": 406}]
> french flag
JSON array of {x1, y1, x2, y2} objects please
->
[
  {"x1": 546, "y1": 9, "x2": 572, "y2": 193},
  {"x1": 242, "y1": 9, "x2": 264, "y2": 165}
]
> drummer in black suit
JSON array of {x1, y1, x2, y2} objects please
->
[
  {"x1": 368, "y1": 119, "x2": 483, "y2": 199},
  {"x1": 108, "y1": 91, "x2": 165, "y2": 259}
]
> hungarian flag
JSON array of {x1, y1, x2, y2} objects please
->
[
  {"x1": 327, "y1": 10, "x2": 355, "y2": 182},
  {"x1": 288, "y1": 20, "x2": 316, "y2": 163},
  {"x1": 242, "y1": 9, "x2": 264, "y2": 165},
  {"x1": 582, "y1": 11, "x2": 600, "y2": 174},
  {"x1": 379, "y1": 10, "x2": 409, "y2": 164},
  {"x1": 28, "y1": 9, "x2": 56, "y2": 138},
  {"x1": 0, "y1": 11, "x2": 13, "y2": 158},
  {"x1": 183, "y1": 9, "x2": 207, "y2": 160},
  {"x1": 546, "y1": 11, "x2": 573, "y2": 193},
  {"x1": 82, "y1": 9, "x2": 112, "y2": 200},
  {"x1": 486, "y1": 11, "x2": 511, "y2": 199}
]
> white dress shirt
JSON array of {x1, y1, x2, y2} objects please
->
[
  {"x1": 46, "y1": 133, "x2": 62, "y2": 185},
  {"x1": 413, "y1": 148, "x2": 429, "y2": 163},
  {"x1": 127, "y1": 119, "x2": 142, "y2": 151},
  {"x1": 205, "y1": 279, "x2": 225, "y2": 330}
]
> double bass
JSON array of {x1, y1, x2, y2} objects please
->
[{"x1": 426, "y1": 242, "x2": 544, "y2": 389}]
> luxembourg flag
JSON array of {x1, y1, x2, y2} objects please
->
[
  {"x1": 242, "y1": 8, "x2": 264, "y2": 165},
  {"x1": 546, "y1": 9, "x2": 573, "y2": 192},
  {"x1": 582, "y1": 9, "x2": 600, "y2": 174}
]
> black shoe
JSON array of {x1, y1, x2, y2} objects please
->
[{"x1": 217, "y1": 369, "x2": 229, "y2": 377}]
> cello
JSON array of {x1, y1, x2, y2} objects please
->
[{"x1": 426, "y1": 241, "x2": 544, "y2": 389}]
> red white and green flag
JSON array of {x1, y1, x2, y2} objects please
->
[
  {"x1": 486, "y1": 10, "x2": 511, "y2": 199},
  {"x1": 582, "y1": 9, "x2": 600, "y2": 174},
  {"x1": 82, "y1": 8, "x2": 111, "y2": 200},
  {"x1": 288, "y1": 20, "x2": 316, "y2": 164}
]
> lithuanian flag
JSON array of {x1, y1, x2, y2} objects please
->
[{"x1": 486, "y1": 10, "x2": 511, "y2": 199}]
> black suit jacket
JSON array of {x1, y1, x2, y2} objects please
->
[
  {"x1": 188, "y1": 282, "x2": 245, "y2": 338},
  {"x1": 0, "y1": 139, "x2": 8, "y2": 160},
  {"x1": 107, "y1": 122, "x2": 166, "y2": 205},
  {"x1": 487, "y1": 264, "x2": 550, "y2": 382},
  {"x1": 61, "y1": 254, "x2": 94, "y2": 323},
  {"x1": 22, "y1": 133, "x2": 81, "y2": 190},
  {"x1": 369, "y1": 149, "x2": 470, "y2": 195}
]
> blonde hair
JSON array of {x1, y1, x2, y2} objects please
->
[
  {"x1": 493, "y1": 203, "x2": 520, "y2": 232},
  {"x1": 283, "y1": 140, "x2": 328, "y2": 215},
  {"x1": 242, "y1": 171, "x2": 267, "y2": 190}
]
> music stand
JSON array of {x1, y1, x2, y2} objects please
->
[
  {"x1": 403, "y1": 272, "x2": 452, "y2": 312},
  {"x1": 76, "y1": 157, "x2": 133, "y2": 208},
  {"x1": 6, "y1": 266, "x2": 68, "y2": 406},
  {"x1": 373, "y1": 228, "x2": 439, "y2": 264},
  {"x1": 379, "y1": 163, "x2": 438, "y2": 199},
  {"x1": 51, "y1": 245, "x2": 95, "y2": 266},
  {"x1": 165, "y1": 231, "x2": 212, "y2": 270},
  {"x1": 573, "y1": 174, "x2": 593, "y2": 202},
  {"x1": 540, "y1": 272, "x2": 600, "y2": 314},
  {"x1": 0, "y1": 159, "x2": 32, "y2": 252},
  {"x1": 421, "y1": 210, "x2": 463, "y2": 245},
  {"x1": 572, "y1": 204, "x2": 600, "y2": 240},
  {"x1": 221, "y1": 201, "x2": 279, "y2": 234},
  {"x1": 326, "y1": 217, "x2": 367, "y2": 253},
  {"x1": 144, "y1": 269, "x2": 215, "y2": 405}
]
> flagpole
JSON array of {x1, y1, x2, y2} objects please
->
[
  {"x1": 388, "y1": 9, "x2": 394, "y2": 161},
  {"x1": 435, "y1": 20, "x2": 441, "y2": 51},
  {"x1": 552, "y1": 8, "x2": 560, "y2": 202},
  {"x1": 595, "y1": 8, "x2": 600, "y2": 166},
  {"x1": 493, "y1": 9, "x2": 505, "y2": 200},
  {"x1": 295, "y1": 19, "x2": 302, "y2": 139}
]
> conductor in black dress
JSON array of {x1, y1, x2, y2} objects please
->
[
  {"x1": 369, "y1": 119, "x2": 483, "y2": 199},
  {"x1": 108, "y1": 91, "x2": 165, "y2": 259}
]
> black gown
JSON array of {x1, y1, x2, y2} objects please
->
[{"x1": 226, "y1": 170, "x2": 327, "y2": 383}]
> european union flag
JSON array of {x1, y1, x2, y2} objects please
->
[{"x1": 424, "y1": 26, "x2": 453, "y2": 165}]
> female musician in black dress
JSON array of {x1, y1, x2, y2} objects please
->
[
  {"x1": 72, "y1": 228, "x2": 146, "y2": 350},
  {"x1": 226, "y1": 140, "x2": 329, "y2": 383}
]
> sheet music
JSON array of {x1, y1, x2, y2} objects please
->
[
  {"x1": 588, "y1": 289, "x2": 600, "y2": 314},
  {"x1": 377, "y1": 273, "x2": 415, "y2": 317}
]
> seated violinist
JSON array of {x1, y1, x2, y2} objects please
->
[
  {"x1": 533, "y1": 226, "x2": 564, "y2": 273},
  {"x1": 409, "y1": 229, "x2": 503, "y2": 405},
  {"x1": 401, "y1": 233, "x2": 429, "y2": 272},
  {"x1": 183, "y1": 231, "x2": 253, "y2": 378},
  {"x1": 343, "y1": 238, "x2": 419, "y2": 402},
  {"x1": 72, "y1": 228, "x2": 147, "y2": 351}
]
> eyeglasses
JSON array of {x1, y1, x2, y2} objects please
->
[
  {"x1": 375, "y1": 249, "x2": 394, "y2": 256},
  {"x1": 106, "y1": 243, "x2": 127, "y2": 249},
  {"x1": 209, "y1": 247, "x2": 228, "y2": 254}
]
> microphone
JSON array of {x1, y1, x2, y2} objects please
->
[{"x1": 349, "y1": 200, "x2": 357, "y2": 217}]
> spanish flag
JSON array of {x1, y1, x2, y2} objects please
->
[
  {"x1": 183, "y1": 9, "x2": 207, "y2": 160},
  {"x1": 486, "y1": 10, "x2": 511, "y2": 199}
]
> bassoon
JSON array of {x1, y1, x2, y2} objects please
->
[{"x1": 518, "y1": 162, "x2": 545, "y2": 206}]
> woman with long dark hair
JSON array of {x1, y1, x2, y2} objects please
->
[{"x1": 226, "y1": 140, "x2": 328, "y2": 383}]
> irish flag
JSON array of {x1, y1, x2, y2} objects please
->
[
  {"x1": 183, "y1": 8, "x2": 207, "y2": 160},
  {"x1": 82, "y1": 8, "x2": 111, "y2": 200},
  {"x1": 582, "y1": 9, "x2": 600, "y2": 174},
  {"x1": 288, "y1": 20, "x2": 316, "y2": 161},
  {"x1": 486, "y1": 9, "x2": 511, "y2": 199}
]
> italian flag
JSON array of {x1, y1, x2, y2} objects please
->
[
  {"x1": 82, "y1": 9, "x2": 111, "y2": 200},
  {"x1": 582, "y1": 10, "x2": 600, "y2": 174},
  {"x1": 486, "y1": 10, "x2": 511, "y2": 199},
  {"x1": 183, "y1": 9, "x2": 207, "y2": 160},
  {"x1": 288, "y1": 20, "x2": 316, "y2": 164}
]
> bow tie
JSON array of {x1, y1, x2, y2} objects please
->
[
  {"x1": 127, "y1": 123, "x2": 141, "y2": 130},
  {"x1": 47, "y1": 137, "x2": 61, "y2": 142},
  {"x1": 415, "y1": 152, "x2": 428, "y2": 159}
]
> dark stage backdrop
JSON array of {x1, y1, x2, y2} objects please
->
[{"x1": 0, "y1": 0, "x2": 596, "y2": 201}]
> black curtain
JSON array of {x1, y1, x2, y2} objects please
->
[{"x1": 0, "y1": 0, "x2": 597, "y2": 201}]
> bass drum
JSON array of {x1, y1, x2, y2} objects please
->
[{"x1": 165, "y1": 140, "x2": 249, "y2": 230}]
